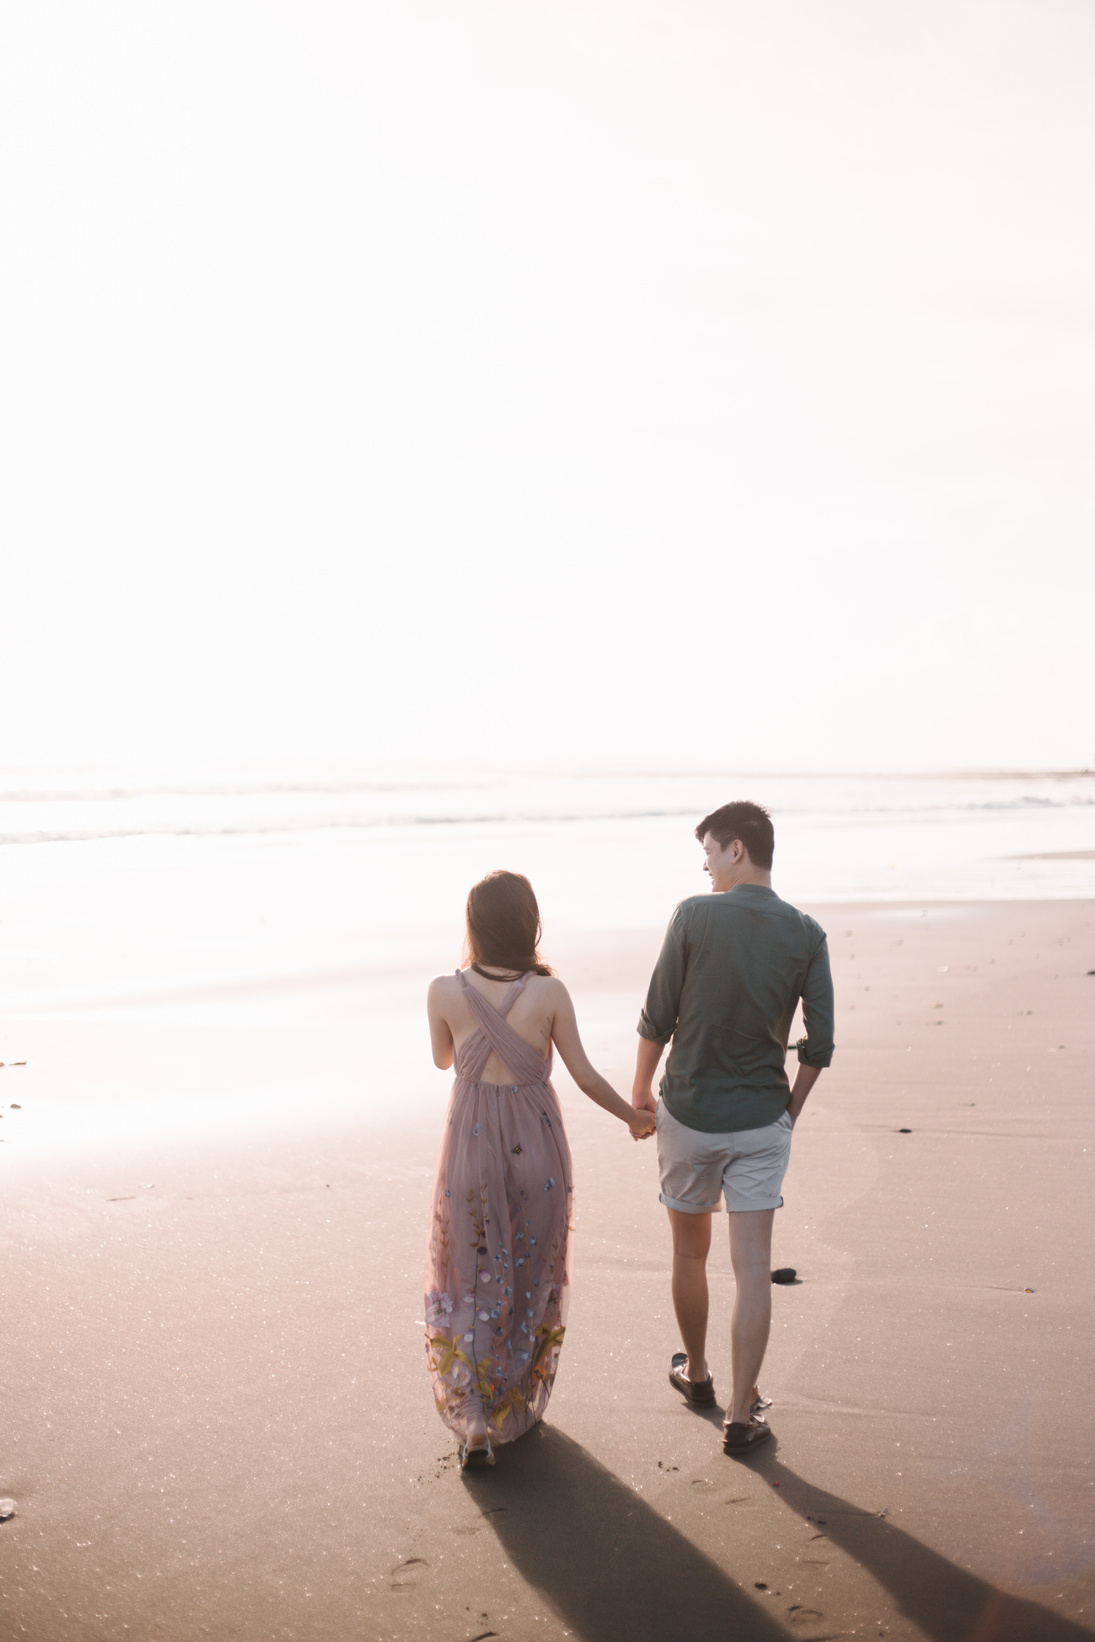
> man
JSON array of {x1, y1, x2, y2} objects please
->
[{"x1": 632, "y1": 801, "x2": 834, "y2": 1454}]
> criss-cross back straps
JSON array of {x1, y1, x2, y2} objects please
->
[{"x1": 453, "y1": 969, "x2": 551, "y2": 1086}]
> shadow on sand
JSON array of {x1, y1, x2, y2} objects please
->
[
  {"x1": 468, "y1": 1425, "x2": 1092, "y2": 1642},
  {"x1": 759, "y1": 1453, "x2": 1094, "y2": 1642},
  {"x1": 467, "y1": 1423, "x2": 785, "y2": 1642}
]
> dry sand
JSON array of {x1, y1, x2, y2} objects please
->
[{"x1": 2, "y1": 899, "x2": 1094, "y2": 1641}]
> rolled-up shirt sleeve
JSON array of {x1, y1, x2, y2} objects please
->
[
  {"x1": 638, "y1": 904, "x2": 688, "y2": 1045},
  {"x1": 795, "y1": 931, "x2": 835, "y2": 1067}
]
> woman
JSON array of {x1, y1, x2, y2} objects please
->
[{"x1": 425, "y1": 869, "x2": 654, "y2": 1468}]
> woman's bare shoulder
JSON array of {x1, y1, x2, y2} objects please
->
[
  {"x1": 428, "y1": 971, "x2": 461, "y2": 999},
  {"x1": 534, "y1": 974, "x2": 570, "y2": 1004}
]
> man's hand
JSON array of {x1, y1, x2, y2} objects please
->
[
  {"x1": 786, "y1": 1063, "x2": 822, "y2": 1127},
  {"x1": 630, "y1": 1084, "x2": 657, "y2": 1140},
  {"x1": 627, "y1": 1106, "x2": 656, "y2": 1141},
  {"x1": 630, "y1": 1036, "x2": 664, "y2": 1140}
]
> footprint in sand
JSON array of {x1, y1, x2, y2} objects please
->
[
  {"x1": 788, "y1": 1606, "x2": 825, "y2": 1626},
  {"x1": 389, "y1": 1555, "x2": 428, "y2": 1591}
]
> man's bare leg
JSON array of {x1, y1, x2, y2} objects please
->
[
  {"x1": 727, "y1": 1208, "x2": 775, "y2": 1425},
  {"x1": 667, "y1": 1207, "x2": 713, "y2": 1384}
]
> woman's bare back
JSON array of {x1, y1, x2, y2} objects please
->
[
  {"x1": 427, "y1": 965, "x2": 648, "y2": 1137},
  {"x1": 432, "y1": 969, "x2": 558, "y2": 1084}
]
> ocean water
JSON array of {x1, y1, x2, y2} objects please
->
[
  {"x1": 1, "y1": 766, "x2": 1092, "y2": 1019},
  {"x1": 0, "y1": 767, "x2": 1091, "y2": 1149}
]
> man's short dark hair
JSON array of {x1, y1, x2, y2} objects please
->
[{"x1": 695, "y1": 801, "x2": 774, "y2": 870}]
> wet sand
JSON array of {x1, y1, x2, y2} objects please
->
[{"x1": 2, "y1": 899, "x2": 1094, "y2": 1641}]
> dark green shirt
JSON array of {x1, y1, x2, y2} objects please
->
[{"x1": 638, "y1": 884, "x2": 834, "y2": 1134}]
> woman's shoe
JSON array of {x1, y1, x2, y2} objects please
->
[{"x1": 460, "y1": 1438, "x2": 495, "y2": 1470}]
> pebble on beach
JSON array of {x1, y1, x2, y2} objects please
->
[{"x1": 0, "y1": 1500, "x2": 16, "y2": 1522}]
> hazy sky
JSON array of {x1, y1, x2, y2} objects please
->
[{"x1": 3, "y1": 1, "x2": 1093, "y2": 774}]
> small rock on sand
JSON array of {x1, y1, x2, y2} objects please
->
[
  {"x1": 771, "y1": 1268, "x2": 797, "y2": 1284},
  {"x1": 0, "y1": 1500, "x2": 15, "y2": 1521}
]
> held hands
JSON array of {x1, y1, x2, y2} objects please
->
[
  {"x1": 628, "y1": 1085, "x2": 657, "y2": 1141},
  {"x1": 627, "y1": 1106, "x2": 656, "y2": 1141}
]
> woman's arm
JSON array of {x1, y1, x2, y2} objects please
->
[
  {"x1": 426, "y1": 977, "x2": 455, "y2": 1070},
  {"x1": 549, "y1": 981, "x2": 654, "y2": 1140}
]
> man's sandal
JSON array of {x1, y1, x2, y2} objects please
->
[
  {"x1": 669, "y1": 1351, "x2": 716, "y2": 1405},
  {"x1": 722, "y1": 1416, "x2": 773, "y2": 1454}
]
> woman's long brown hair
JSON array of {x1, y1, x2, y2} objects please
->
[{"x1": 465, "y1": 871, "x2": 554, "y2": 978}]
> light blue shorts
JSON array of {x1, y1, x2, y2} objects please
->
[{"x1": 656, "y1": 1099, "x2": 792, "y2": 1214}]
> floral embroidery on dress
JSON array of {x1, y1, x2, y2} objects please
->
[
  {"x1": 425, "y1": 1289, "x2": 454, "y2": 1327},
  {"x1": 424, "y1": 970, "x2": 574, "y2": 1445}
]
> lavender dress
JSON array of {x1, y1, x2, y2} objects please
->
[{"x1": 424, "y1": 970, "x2": 574, "y2": 1442}]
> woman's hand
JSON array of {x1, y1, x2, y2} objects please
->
[{"x1": 627, "y1": 1106, "x2": 656, "y2": 1141}]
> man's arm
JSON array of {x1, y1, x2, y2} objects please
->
[
  {"x1": 633, "y1": 905, "x2": 687, "y2": 1118},
  {"x1": 786, "y1": 1063, "x2": 822, "y2": 1127},
  {"x1": 632, "y1": 1036, "x2": 664, "y2": 1116},
  {"x1": 789, "y1": 929, "x2": 835, "y2": 1126}
]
